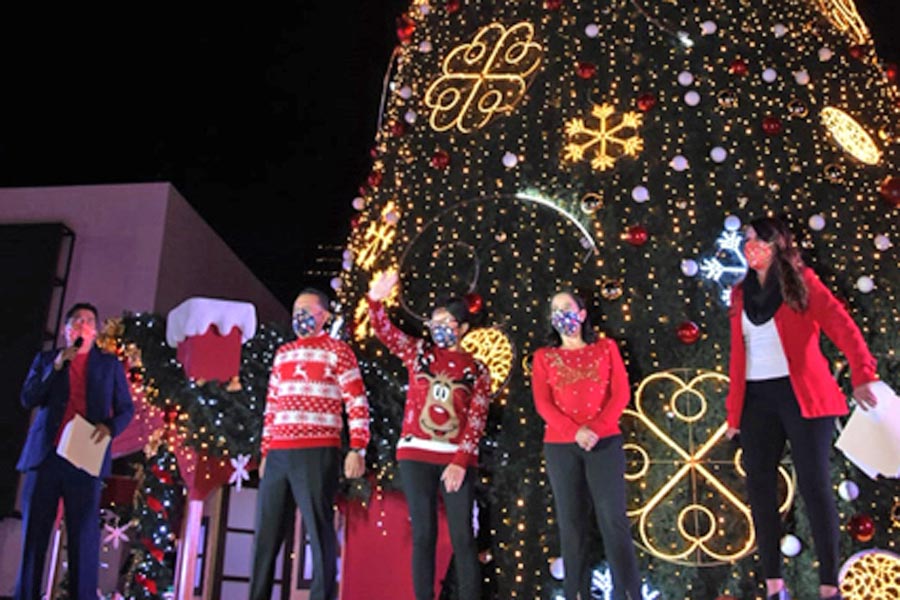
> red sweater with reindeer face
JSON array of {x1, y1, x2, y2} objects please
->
[{"x1": 368, "y1": 298, "x2": 492, "y2": 467}]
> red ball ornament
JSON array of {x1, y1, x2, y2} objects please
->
[
  {"x1": 544, "y1": 0, "x2": 563, "y2": 9},
  {"x1": 350, "y1": 215, "x2": 362, "y2": 230},
  {"x1": 446, "y1": 0, "x2": 461, "y2": 14},
  {"x1": 366, "y1": 170, "x2": 383, "y2": 188},
  {"x1": 464, "y1": 292, "x2": 484, "y2": 315},
  {"x1": 879, "y1": 175, "x2": 900, "y2": 207},
  {"x1": 848, "y1": 44, "x2": 866, "y2": 61},
  {"x1": 636, "y1": 92, "x2": 657, "y2": 112},
  {"x1": 164, "y1": 406, "x2": 179, "y2": 425},
  {"x1": 761, "y1": 115, "x2": 784, "y2": 136},
  {"x1": 729, "y1": 58, "x2": 749, "y2": 76},
  {"x1": 430, "y1": 149, "x2": 451, "y2": 170},
  {"x1": 885, "y1": 62, "x2": 898, "y2": 83},
  {"x1": 389, "y1": 120, "x2": 406, "y2": 137},
  {"x1": 146, "y1": 496, "x2": 164, "y2": 514},
  {"x1": 396, "y1": 14, "x2": 416, "y2": 44},
  {"x1": 625, "y1": 225, "x2": 648, "y2": 246},
  {"x1": 676, "y1": 321, "x2": 701, "y2": 344},
  {"x1": 576, "y1": 61, "x2": 597, "y2": 79},
  {"x1": 847, "y1": 513, "x2": 875, "y2": 543}
]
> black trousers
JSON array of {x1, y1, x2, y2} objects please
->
[
  {"x1": 740, "y1": 377, "x2": 840, "y2": 586},
  {"x1": 544, "y1": 435, "x2": 642, "y2": 600},
  {"x1": 15, "y1": 453, "x2": 102, "y2": 600},
  {"x1": 398, "y1": 459, "x2": 481, "y2": 600},
  {"x1": 249, "y1": 447, "x2": 339, "y2": 600}
]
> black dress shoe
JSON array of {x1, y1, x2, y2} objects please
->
[{"x1": 766, "y1": 589, "x2": 791, "y2": 600}]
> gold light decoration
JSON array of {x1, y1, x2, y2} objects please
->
[
  {"x1": 461, "y1": 327, "x2": 514, "y2": 395},
  {"x1": 815, "y1": 0, "x2": 871, "y2": 45},
  {"x1": 354, "y1": 201, "x2": 401, "y2": 271},
  {"x1": 563, "y1": 103, "x2": 644, "y2": 171},
  {"x1": 839, "y1": 549, "x2": 900, "y2": 599},
  {"x1": 623, "y1": 369, "x2": 796, "y2": 565},
  {"x1": 425, "y1": 21, "x2": 543, "y2": 133},
  {"x1": 820, "y1": 106, "x2": 882, "y2": 165}
]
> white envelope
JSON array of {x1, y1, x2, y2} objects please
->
[
  {"x1": 56, "y1": 413, "x2": 110, "y2": 477},
  {"x1": 835, "y1": 381, "x2": 900, "y2": 479}
]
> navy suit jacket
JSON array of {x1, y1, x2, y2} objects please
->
[{"x1": 18, "y1": 345, "x2": 134, "y2": 478}]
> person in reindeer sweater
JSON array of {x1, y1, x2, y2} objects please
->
[
  {"x1": 367, "y1": 270, "x2": 491, "y2": 600},
  {"x1": 249, "y1": 288, "x2": 370, "y2": 600}
]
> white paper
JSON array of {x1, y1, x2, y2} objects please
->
[
  {"x1": 836, "y1": 381, "x2": 900, "y2": 479},
  {"x1": 56, "y1": 414, "x2": 110, "y2": 477}
]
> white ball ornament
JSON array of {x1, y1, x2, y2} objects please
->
[
  {"x1": 808, "y1": 214, "x2": 826, "y2": 231},
  {"x1": 398, "y1": 85, "x2": 413, "y2": 100},
  {"x1": 670, "y1": 155, "x2": 689, "y2": 172},
  {"x1": 501, "y1": 152, "x2": 518, "y2": 168},
  {"x1": 404, "y1": 109, "x2": 417, "y2": 124},
  {"x1": 585, "y1": 23, "x2": 600, "y2": 38},
  {"x1": 874, "y1": 234, "x2": 892, "y2": 251},
  {"x1": 773, "y1": 23, "x2": 788, "y2": 38},
  {"x1": 838, "y1": 480, "x2": 860, "y2": 502},
  {"x1": 856, "y1": 276, "x2": 874, "y2": 294},
  {"x1": 684, "y1": 90, "x2": 701, "y2": 106},
  {"x1": 710, "y1": 146, "x2": 727, "y2": 163},
  {"x1": 780, "y1": 534, "x2": 802, "y2": 557},
  {"x1": 330, "y1": 277, "x2": 342, "y2": 291},
  {"x1": 678, "y1": 71, "x2": 694, "y2": 86},
  {"x1": 681, "y1": 259, "x2": 699, "y2": 277},
  {"x1": 549, "y1": 557, "x2": 565, "y2": 580},
  {"x1": 631, "y1": 185, "x2": 650, "y2": 203},
  {"x1": 700, "y1": 20, "x2": 717, "y2": 36},
  {"x1": 418, "y1": 40, "x2": 433, "y2": 53},
  {"x1": 762, "y1": 68, "x2": 778, "y2": 83},
  {"x1": 819, "y1": 46, "x2": 834, "y2": 62},
  {"x1": 794, "y1": 70, "x2": 810, "y2": 85},
  {"x1": 724, "y1": 215, "x2": 742, "y2": 231}
]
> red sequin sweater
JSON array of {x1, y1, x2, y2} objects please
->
[
  {"x1": 261, "y1": 333, "x2": 370, "y2": 457},
  {"x1": 531, "y1": 338, "x2": 631, "y2": 443},
  {"x1": 368, "y1": 298, "x2": 491, "y2": 467}
]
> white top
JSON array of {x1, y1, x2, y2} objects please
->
[
  {"x1": 166, "y1": 297, "x2": 258, "y2": 347},
  {"x1": 742, "y1": 311, "x2": 790, "y2": 381}
]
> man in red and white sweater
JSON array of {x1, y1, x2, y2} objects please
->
[{"x1": 250, "y1": 288, "x2": 370, "y2": 600}]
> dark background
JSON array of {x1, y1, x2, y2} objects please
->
[{"x1": 0, "y1": 1, "x2": 896, "y2": 309}]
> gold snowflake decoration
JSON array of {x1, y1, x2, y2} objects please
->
[{"x1": 563, "y1": 103, "x2": 644, "y2": 171}]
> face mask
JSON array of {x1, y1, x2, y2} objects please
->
[
  {"x1": 743, "y1": 239, "x2": 774, "y2": 270},
  {"x1": 429, "y1": 323, "x2": 458, "y2": 348},
  {"x1": 293, "y1": 310, "x2": 318, "y2": 338},
  {"x1": 551, "y1": 310, "x2": 581, "y2": 337}
]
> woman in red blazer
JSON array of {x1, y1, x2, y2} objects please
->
[{"x1": 725, "y1": 217, "x2": 879, "y2": 600}]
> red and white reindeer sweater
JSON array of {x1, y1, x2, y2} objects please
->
[
  {"x1": 368, "y1": 298, "x2": 491, "y2": 467},
  {"x1": 261, "y1": 333, "x2": 370, "y2": 456}
]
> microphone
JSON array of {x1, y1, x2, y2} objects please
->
[{"x1": 62, "y1": 336, "x2": 84, "y2": 367}]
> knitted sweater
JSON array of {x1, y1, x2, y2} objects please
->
[
  {"x1": 368, "y1": 298, "x2": 491, "y2": 467},
  {"x1": 261, "y1": 333, "x2": 370, "y2": 456},
  {"x1": 531, "y1": 338, "x2": 631, "y2": 443}
]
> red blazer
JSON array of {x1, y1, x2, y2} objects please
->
[{"x1": 726, "y1": 267, "x2": 878, "y2": 428}]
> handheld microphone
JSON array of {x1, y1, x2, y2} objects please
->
[{"x1": 62, "y1": 336, "x2": 84, "y2": 367}]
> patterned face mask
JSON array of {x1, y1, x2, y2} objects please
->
[
  {"x1": 551, "y1": 309, "x2": 581, "y2": 337},
  {"x1": 293, "y1": 310, "x2": 318, "y2": 338},
  {"x1": 743, "y1": 239, "x2": 774, "y2": 270},
  {"x1": 429, "y1": 323, "x2": 458, "y2": 348}
]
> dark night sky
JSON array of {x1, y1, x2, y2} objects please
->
[{"x1": 0, "y1": 1, "x2": 896, "y2": 309}]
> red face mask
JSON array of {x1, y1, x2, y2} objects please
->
[{"x1": 743, "y1": 239, "x2": 774, "y2": 270}]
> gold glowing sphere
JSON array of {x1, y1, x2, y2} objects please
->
[
  {"x1": 461, "y1": 327, "x2": 515, "y2": 395},
  {"x1": 820, "y1": 107, "x2": 882, "y2": 165},
  {"x1": 839, "y1": 549, "x2": 900, "y2": 599}
]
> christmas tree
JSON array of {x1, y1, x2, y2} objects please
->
[{"x1": 336, "y1": 0, "x2": 900, "y2": 598}]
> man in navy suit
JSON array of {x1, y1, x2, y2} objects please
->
[{"x1": 15, "y1": 302, "x2": 134, "y2": 600}]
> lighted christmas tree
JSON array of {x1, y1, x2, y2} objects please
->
[{"x1": 335, "y1": 0, "x2": 900, "y2": 598}]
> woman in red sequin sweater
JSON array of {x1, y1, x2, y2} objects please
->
[
  {"x1": 532, "y1": 290, "x2": 641, "y2": 600},
  {"x1": 367, "y1": 270, "x2": 491, "y2": 600}
]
